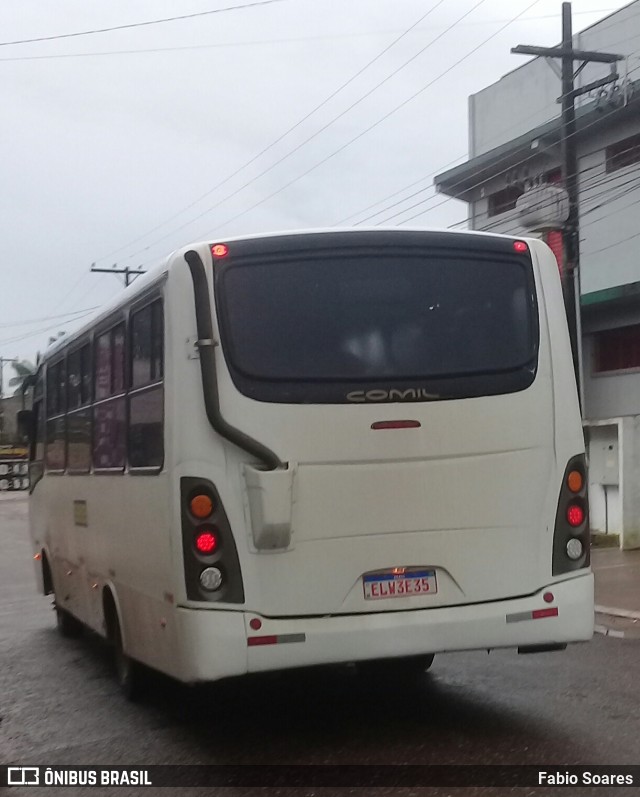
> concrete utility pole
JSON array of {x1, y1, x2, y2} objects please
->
[
  {"x1": 0, "y1": 356, "x2": 18, "y2": 399},
  {"x1": 511, "y1": 2, "x2": 623, "y2": 410},
  {"x1": 90, "y1": 264, "x2": 146, "y2": 287}
]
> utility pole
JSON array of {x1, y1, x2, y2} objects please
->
[
  {"x1": 512, "y1": 2, "x2": 623, "y2": 411},
  {"x1": 0, "y1": 356, "x2": 18, "y2": 399},
  {"x1": 90, "y1": 264, "x2": 146, "y2": 287}
]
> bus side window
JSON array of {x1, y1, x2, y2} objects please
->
[
  {"x1": 128, "y1": 299, "x2": 164, "y2": 470},
  {"x1": 93, "y1": 324, "x2": 126, "y2": 472},
  {"x1": 67, "y1": 343, "x2": 92, "y2": 473},
  {"x1": 32, "y1": 369, "x2": 45, "y2": 463},
  {"x1": 45, "y1": 359, "x2": 66, "y2": 472}
]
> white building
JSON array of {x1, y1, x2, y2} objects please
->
[{"x1": 435, "y1": 1, "x2": 640, "y2": 549}]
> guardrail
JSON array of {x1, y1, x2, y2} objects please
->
[{"x1": 0, "y1": 449, "x2": 29, "y2": 491}]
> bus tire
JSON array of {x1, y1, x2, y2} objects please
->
[
  {"x1": 112, "y1": 613, "x2": 144, "y2": 701},
  {"x1": 55, "y1": 604, "x2": 83, "y2": 638},
  {"x1": 356, "y1": 654, "x2": 435, "y2": 680}
]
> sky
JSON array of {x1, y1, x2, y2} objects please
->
[{"x1": 0, "y1": 0, "x2": 633, "y2": 379}]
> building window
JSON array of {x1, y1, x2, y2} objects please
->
[
  {"x1": 606, "y1": 133, "x2": 640, "y2": 173},
  {"x1": 128, "y1": 300, "x2": 164, "y2": 470},
  {"x1": 93, "y1": 323, "x2": 126, "y2": 471},
  {"x1": 593, "y1": 324, "x2": 640, "y2": 373},
  {"x1": 487, "y1": 185, "x2": 524, "y2": 217}
]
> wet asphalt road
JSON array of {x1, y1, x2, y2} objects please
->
[{"x1": 1, "y1": 492, "x2": 639, "y2": 797}]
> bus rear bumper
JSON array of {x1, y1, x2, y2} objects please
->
[{"x1": 177, "y1": 572, "x2": 593, "y2": 682}]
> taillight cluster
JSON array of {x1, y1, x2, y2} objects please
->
[
  {"x1": 553, "y1": 456, "x2": 589, "y2": 575},
  {"x1": 181, "y1": 477, "x2": 244, "y2": 603}
]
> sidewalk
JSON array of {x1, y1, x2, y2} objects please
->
[{"x1": 591, "y1": 546, "x2": 640, "y2": 638}]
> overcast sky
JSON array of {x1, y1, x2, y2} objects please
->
[{"x1": 0, "y1": 0, "x2": 631, "y2": 374}]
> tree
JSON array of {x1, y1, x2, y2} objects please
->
[{"x1": 9, "y1": 360, "x2": 36, "y2": 396}]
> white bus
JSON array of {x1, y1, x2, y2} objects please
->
[{"x1": 24, "y1": 229, "x2": 593, "y2": 697}]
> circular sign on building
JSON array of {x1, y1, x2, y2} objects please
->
[{"x1": 516, "y1": 185, "x2": 569, "y2": 232}]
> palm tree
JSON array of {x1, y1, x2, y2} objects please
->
[{"x1": 9, "y1": 360, "x2": 36, "y2": 396}]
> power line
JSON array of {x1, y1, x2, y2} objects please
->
[
  {"x1": 0, "y1": 0, "x2": 289, "y2": 48},
  {"x1": 350, "y1": 78, "x2": 639, "y2": 226},
  {"x1": 0, "y1": 311, "x2": 96, "y2": 347},
  {"x1": 440, "y1": 160, "x2": 623, "y2": 233},
  {"x1": 101, "y1": 0, "x2": 491, "y2": 269},
  {"x1": 373, "y1": 63, "x2": 640, "y2": 228},
  {"x1": 0, "y1": 9, "x2": 620, "y2": 62},
  {"x1": 190, "y1": 0, "x2": 545, "y2": 245},
  {"x1": 582, "y1": 214, "x2": 640, "y2": 256},
  {"x1": 87, "y1": 2, "x2": 627, "y2": 267},
  {"x1": 105, "y1": 0, "x2": 558, "y2": 269},
  {"x1": 91, "y1": 0, "x2": 453, "y2": 265},
  {"x1": 0, "y1": 306, "x2": 100, "y2": 330},
  {"x1": 339, "y1": 27, "x2": 640, "y2": 227}
]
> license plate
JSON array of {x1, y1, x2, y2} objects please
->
[{"x1": 363, "y1": 569, "x2": 437, "y2": 600}]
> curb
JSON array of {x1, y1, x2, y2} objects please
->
[
  {"x1": 594, "y1": 623, "x2": 625, "y2": 638},
  {"x1": 594, "y1": 604, "x2": 640, "y2": 621}
]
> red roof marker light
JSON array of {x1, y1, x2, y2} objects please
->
[
  {"x1": 513, "y1": 240, "x2": 529, "y2": 253},
  {"x1": 211, "y1": 243, "x2": 229, "y2": 258}
]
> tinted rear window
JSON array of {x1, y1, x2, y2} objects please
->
[{"x1": 217, "y1": 251, "x2": 538, "y2": 403}]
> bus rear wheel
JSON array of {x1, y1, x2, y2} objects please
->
[
  {"x1": 112, "y1": 614, "x2": 143, "y2": 701},
  {"x1": 356, "y1": 654, "x2": 435, "y2": 681}
]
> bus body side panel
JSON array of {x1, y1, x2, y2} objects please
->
[{"x1": 26, "y1": 274, "x2": 190, "y2": 683}]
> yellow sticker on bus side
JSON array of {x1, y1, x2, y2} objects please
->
[{"x1": 73, "y1": 500, "x2": 88, "y2": 528}]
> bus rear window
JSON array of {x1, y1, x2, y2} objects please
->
[{"x1": 216, "y1": 251, "x2": 538, "y2": 403}]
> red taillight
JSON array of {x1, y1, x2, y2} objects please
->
[
  {"x1": 543, "y1": 591, "x2": 554, "y2": 603},
  {"x1": 513, "y1": 240, "x2": 528, "y2": 253},
  {"x1": 249, "y1": 618, "x2": 262, "y2": 630},
  {"x1": 532, "y1": 607, "x2": 559, "y2": 619},
  {"x1": 247, "y1": 635, "x2": 278, "y2": 646},
  {"x1": 566, "y1": 504, "x2": 585, "y2": 527},
  {"x1": 195, "y1": 531, "x2": 218, "y2": 554}
]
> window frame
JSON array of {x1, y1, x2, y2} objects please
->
[
  {"x1": 487, "y1": 185, "x2": 525, "y2": 217},
  {"x1": 36, "y1": 276, "x2": 166, "y2": 479},
  {"x1": 128, "y1": 296, "x2": 165, "y2": 474},
  {"x1": 605, "y1": 133, "x2": 640, "y2": 174},
  {"x1": 92, "y1": 316, "x2": 128, "y2": 474},
  {"x1": 66, "y1": 338, "x2": 93, "y2": 474},
  {"x1": 592, "y1": 323, "x2": 640, "y2": 375},
  {"x1": 45, "y1": 355, "x2": 67, "y2": 473}
]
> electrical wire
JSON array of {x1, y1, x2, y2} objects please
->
[
  {"x1": 374, "y1": 63, "x2": 640, "y2": 227},
  {"x1": 103, "y1": 0, "x2": 493, "y2": 267},
  {"x1": 0, "y1": 9, "x2": 621, "y2": 62},
  {"x1": 90, "y1": 0, "x2": 453, "y2": 265},
  {"x1": 443, "y1": 159, "x2": 640, "y2": 233},
  {"x1": 89, "y1": 1, "x2": 626, "y2": 267},
  {"x1": 342, "y1": 32, "x2": 640, "y2": 228},
  {"x1": 186, "y1": 0, "x2": 545, "y2": 247},
  {"x1": 0, "y1": 311, "x2": 96, "y2": 347},
  {"x1": 0, "y1": 0, "x2": 289, "y2": 48},
  {"x1": 0, "y1": 306, "x2": 100, "y2": 330}
]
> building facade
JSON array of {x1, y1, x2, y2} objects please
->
[{"x1": 435, "y1": 1, "x2": 640, "y2": 548}]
